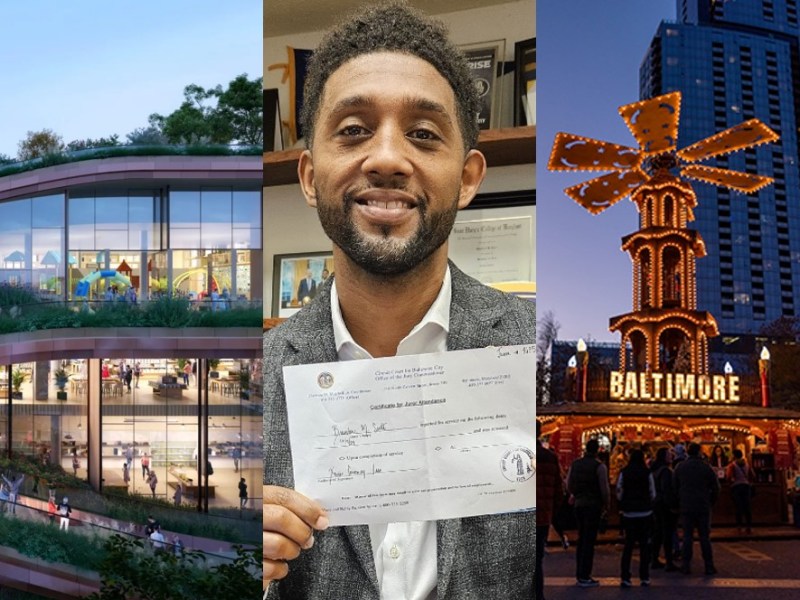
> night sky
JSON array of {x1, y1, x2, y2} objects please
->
[{"x1": 537, "y1": 1, "x2": 675, "y2": 342}]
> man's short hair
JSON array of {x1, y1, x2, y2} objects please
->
[
  {"x1": 301, "y1": 1, "x2": 481, "y2": 151},
  {"x1": 688, "y1": 442, "x2": 701, "y2": 457},
  {"x1": 585, "y1": 439, "x2": 599, "y2": 455}
]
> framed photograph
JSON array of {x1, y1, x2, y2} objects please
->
[
  {"x1": 272, "y1": 252, "x2": 335, "y2": 318},
  {"x1": 460, "y1": 40, "x2": 506, "y2": 130},
  {"x1": 513, "y1": 38, "x2": 536, "y2": 127},
  {"x1": 263, "y1": 88, "x2": 283, "y2": 152},
  {"x1": 449, "y1": 191, "x2": 535, "y2": 300}
]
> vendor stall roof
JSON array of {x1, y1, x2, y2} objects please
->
[{"x1": 539, "y1": 401, "x2": 800, "y2": 421}]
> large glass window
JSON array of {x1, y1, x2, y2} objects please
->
[
  {"x1": 68, "y1": 190, "x2": 162, "y2": 251},
  {"x1": 169, "y1": 187, "x2": 261, "y2": 250},
  {"x1": 201, "y1": 189, "x2": 233, "y2": 249},
  {"x1": 98, "y1": 356, "x2": 262, "y2": 511},
  {"x1": 6, "y1": 360, "x2": 88, "y2": 479},
  {"x1": 0, "y1": 194, "x2": 66, "y2": 290}
]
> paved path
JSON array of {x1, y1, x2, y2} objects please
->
[{"x1": 542, "y1": 528, "x2": 800, "y2": 599}]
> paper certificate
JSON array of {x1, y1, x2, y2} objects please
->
[{"x1": 283, "y1": 345, "x2": 536, "y2": 526}]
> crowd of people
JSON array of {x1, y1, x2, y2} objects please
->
[{"x1": 537, "y1": 428, "x2": 759, "y2": 594}]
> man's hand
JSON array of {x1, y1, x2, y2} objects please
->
[{"x1": 263, "y1": 485, "x2": 329, "y2": 583}]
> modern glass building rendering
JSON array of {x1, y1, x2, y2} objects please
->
[
  {"x1": 640, "y1": 0, "x2": 800, "y2": 336},
  {"x1": 0, "y1": 159, "x2": 262, "y2": 302},
  {"x1": 0, "y1": 153, "x2": 263, "y2": 511}
]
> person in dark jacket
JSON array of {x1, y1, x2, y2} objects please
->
[
  {"x1": 567, "y1": 438, "x2": 610, "y2": 587},
  {"x1": 650, "y1": 447, "x2": 678, "y2": 571},
  {"x1": 616, "y1": 448, "x2": 656, "y2": 587},
  {"x1": 673, "y1": 442, "x2": 720, "y2": 575},
  {"x1": 536, "y1": 421, "x2": 563, "y2": 600}
]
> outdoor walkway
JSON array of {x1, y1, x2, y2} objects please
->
[
  {"x1": 549, "y1": 522, "x2": 800, "y2": 547},
  {"x1": 544, "y1": 524, "x2": 800, "y2": 599},
  {"x1": 10, "y1": 493, "x2": 252, "y2": 558}
]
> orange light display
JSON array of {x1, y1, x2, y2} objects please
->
[{"x1": 548, "y1": 91, "x2": 777, "y2": 388}]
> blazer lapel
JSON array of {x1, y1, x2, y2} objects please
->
[
  {"x1": 447, "y1": 262, "x2": 505, "y2": 352},
  {"x1": 345, "y1": 525, "x2": 381, "y2": 595}
]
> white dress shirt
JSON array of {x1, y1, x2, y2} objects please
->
[{"x1": 330, "y1": 267, "x2": 451, "y2": 600}]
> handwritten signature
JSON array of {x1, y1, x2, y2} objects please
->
[
  {"x1": 331, "y1": 422, "x2": 389, "y2": 446},
  {"x1": 320, "y1": 463, "x2": 383, "y2": 484}
]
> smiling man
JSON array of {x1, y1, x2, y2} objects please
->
[{"x1": 263, "y1": 2, "x2": 535, "y2": 598}]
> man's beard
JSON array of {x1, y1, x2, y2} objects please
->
[{"x1": 315, "y1": 186, "x2": 459, "y2": 276}]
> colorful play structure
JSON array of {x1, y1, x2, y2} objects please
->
[{"x1": 74, "y1": 270, "x2": 132, "y2": 298}]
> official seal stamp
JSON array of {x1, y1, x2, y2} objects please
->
[
  {"x1": 500, "y1": 447, "x2": 535, "y2": 483},
  {"x1": 317, "y1": 371, "x2": 334, "y2": 389}
]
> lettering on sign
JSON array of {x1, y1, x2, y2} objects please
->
[{"x1": 609, "y1": 371, "x2": 740, "y2": 403}]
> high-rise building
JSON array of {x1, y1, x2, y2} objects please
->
[{"x1": 641, "y1": 0, "x2": 800, "y2": 337}]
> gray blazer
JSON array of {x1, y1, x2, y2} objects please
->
[{"x1": 264, "y1": 263, "x2": 536, "y2": 599}]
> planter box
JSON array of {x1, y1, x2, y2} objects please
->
[
  {"x1": 11, "y1": 392, "x2": 22, "y2": 400},
  {"x1": 57, "y1": 391, "x2": 68, "y2": 401}
]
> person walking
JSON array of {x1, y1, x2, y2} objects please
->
[
  {"x1": 0, "y1": 483, "x2": 8, "y2": 513},
  {"x1": 674, "y1": 442, "x2": 720, "y2": 575},
  {"x1": 123, "y1": 462, "x2": 130, "y2": 487},
  {"x1": 58, "y1": 497, "x2": 72, "y2": 531},
  {"x1": 670, "y1": 443, "x2": 688, "y2": 557},
  {"x1": 567, "y1": 439, "x2": 610, "y2": 587},
  {"x1": 616, "y1": 448, "x2": 656, "y2": 587},
  {"x1": 183, "y1": 361, "x2": 191, "y2": 386},
  {"x1": 124, "y1": 365, "x2": 133, "y2": 392},
  {"x1": 47, "y1": 496, "x2": 57, "y2": 524},
  {"x1": 726, "y1": 449, "x2": 755, "y2": 534},
  {"x1": 239, "y1": 477, "x2": 248, "y2": 509},
  {"x1": 148, "y1": 470, "x2": 158, "y2": 498},
  {"x1": 172, "y1": 535, "x2": 184, "y2": 559},
  {"x1": 173, "y1": 482, "x2": 183, "y2": 506},
  {"x1": 232, "y1": 446, "x2": 241, "y2": 473},
  {"x1": 650, "y1": 447, "x2": 678, "y2": 571},
  {"x1": 536, "y1": 421, "x2": 563, "y2": 600},
  {"x1": 150, "y1": 525, "x2": 166, "y2": 553},
  {"x1": 2, "y1": 473, "x2": 24, "y2": 515},
  {"x1": 133, "y1": 363, "x2": 141, "y2": 388},
  {"x1": 124, "y1": 445, "x2": 134, "y2": 471},
  {"x1": 141, "y1": 453, "x2": 150, "y2": 479},
  {"x1": 145, "y1": 515, "x2": 159, "y2": 540}
]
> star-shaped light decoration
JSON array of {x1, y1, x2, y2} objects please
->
[{"x1": 548, "y1": 91, "x2": 778, "y2": 214}]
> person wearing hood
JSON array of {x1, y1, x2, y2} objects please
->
[{"x1": 672, "y1": 444, "x2": 687, "y2": 468}]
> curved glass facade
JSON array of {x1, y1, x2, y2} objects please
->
[{"x1": 0, "y1": 186, "x2": 262, "y2": 302}]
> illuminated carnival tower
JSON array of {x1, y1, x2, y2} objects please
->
[{"x1": 548, "y1": 91, "x2": 777, "y2": 378}]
